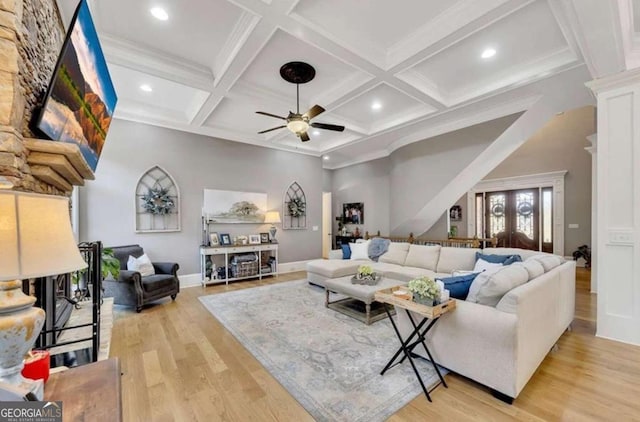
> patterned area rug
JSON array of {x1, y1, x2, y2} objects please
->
[{"x1": 199, "y1": 280, "x2": 442, "y2": 422}]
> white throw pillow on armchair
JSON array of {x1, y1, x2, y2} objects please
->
[
  {"x1": 349, "y1": 240, "x2": 371, "y2": 260},
  {"x1": 127, "y1": 253, "x2": 155, "y2": 276}
]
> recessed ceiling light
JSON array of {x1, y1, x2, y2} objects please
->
[
  {"x1": 150, "y1": 7, "x2": 169, "y2": 21},
  {"x1": 481, "y1": 48, "x2": 496, "y2": 59},
  {"x1": 371, "y1": 101, "x2": 382, "y2": 110},
  {"x1": 323, "y1": 156, "x2": 330, "y2": 160},
  {"x1": 313, "y1": 130, "x2": 321, "y2": 136},
  {"x1": 140, "y1": 84, "x2": 153, "y2": 92}
]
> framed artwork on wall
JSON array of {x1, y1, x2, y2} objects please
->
[
  {"x1": 450, "y1": 205, "x2": 462, "y2": 221},
  {"x1": 343, "y1": 202, "x2": 364, "y2": 224}
]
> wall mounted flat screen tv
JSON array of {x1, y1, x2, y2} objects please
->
[{"x1": 36, "y1": 0, "x2": 117, "y2": 172}]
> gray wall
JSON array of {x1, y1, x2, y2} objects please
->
[
  {"x1": 423, "y1": 195, "x2": 468, "y2": 239},
  {"x1": 485, "y1": 106, "x2": 594, "y2": 255},
  {"x1": 80, "y1": 119, "x2": 323, "y2": 274},
  {"x1": 389, "y1": 114, "x2": 522, "y2": 233},
  {"x1": 331, "y1": 157, "x2": 390, "y2": 237}
]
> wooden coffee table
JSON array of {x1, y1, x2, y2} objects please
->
[{"x1": 324, "y1": 276, "x2": 406, "y2": 325}]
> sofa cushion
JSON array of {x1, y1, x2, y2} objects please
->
[
  {"x1": 521, "y1": 259, "x2": 545, "y2": 280},
  {"x1": 341, "y1": 244, "x2": 351, "y2": 259},
  {"x1": 528, "y1": 254, "x2": 564, "y2": 272},
  {"x1": 379, "y1": 242, "x2": 410, "y2": 266},
  {"x1": 436, "y1": 273, "x2": 479, "y2": 300},
  {"x1": 349, "y1": 240, "x2": 371, "y2": 261},
  {"x1": 141, "y1": 274, "x2": 176, "y2": 292},
  {"x1": 384, "y1": 266, "x2": 437, "y2": 283},
  {"x1": 370, "y1": 262, "x2": 404, "y2": 275},
  {"x1": 476, "y1": 252, "x2": 522, "y2": 265},
  {"x1": 404, "y1": 244, "x2": 441, "y2": 271},
  {"x1": 481, "y1": 247, "x2": 543, "y2": 261},
  {"x1": 307, "y1": 259, "x2": 363, "y2": 278},
  {"x1": 467, "y1": 264, "x2": 529, "y2": 306},
  {"x1": 436, "y1": 247, "x2": 481, "y2": 273},
  {"x1": 473, "y1": 258, "x2": 503, "y2": 273}
]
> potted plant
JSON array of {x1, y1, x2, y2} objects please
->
[
  {"x1": 407, "y1": 276, "x2": 441, "y2": 306},
  {"x1": 351, "y1": 264, "x2": 381, "y2": 285},
  {"x1": 71, "y1": 247, "x2": 120, "y2": 301}
]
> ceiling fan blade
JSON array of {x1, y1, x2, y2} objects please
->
[
  {"x1": 310, "y1": 122, "x2": 345, "y2": 132},
  {"x1": 257, "y1": 125, "x2": 286, "y2": 134},
  {"x1": 299, "y1": 131, "x2": 310, "y2": 142},
  {"x1": 256, "y1": 111, "x2": 287, "y2": 120},
  {"x1": 303, "y1": 105, "x2": 325, "y2": 120}
]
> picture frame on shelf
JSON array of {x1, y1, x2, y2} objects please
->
[
  {"x1": 209, "y1": 232, "x2": 219, "y2": 246},
  {"x1": 260, "y1": 232, "x2": 270, "y2": 243},
  {"x1": 219, "y1": 233, "x2": 232, "y2": 246},
  {"x1": 249, "y1": 234, "x2": 261, "y2": 244}
]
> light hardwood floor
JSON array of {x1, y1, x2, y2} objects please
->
[{"x1": 110, "y1": 269, "x2": 640, "y2": 421}]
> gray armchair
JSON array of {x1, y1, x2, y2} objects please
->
[{"x1": 104, "y1": 244, "x2": 180, "y2": 312}]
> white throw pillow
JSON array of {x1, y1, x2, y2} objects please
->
[
  {"x1": 127, "y1": 253, "x2": 155, "y2": 276},
  {"x1": 473, "y1": 258, "x2": 503, "y2": 273},
  {"x1": 349, "y1": 241, "x2": 371, "y2": 260}
]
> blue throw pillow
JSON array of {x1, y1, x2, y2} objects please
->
[
  {"x1": 341, "y1": 244, "x2": 351, "y2": 259},
  {"x1": 476, "y1": 252, "x2": 522, "y2": 265},
  {"x1": 436, "y1": 273, "x2": 480, "y2": 300}
]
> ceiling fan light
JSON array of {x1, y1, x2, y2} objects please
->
[{"x1": 287, "y1": 120, "x2": 309, "y2": 134}]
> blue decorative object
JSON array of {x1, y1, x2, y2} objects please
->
[
  {"x1": 476, "y1": 252, "x2": 522, "y2": 265},
  {"x1": 341, "y1": 244, "x2": 351, "y2": 259},
  {"x1": 368, "y1": 237, "x2": 390, "y2": 262},
  {"x1": 436, "y1": 273, "x2": 480, "y2": 300}
]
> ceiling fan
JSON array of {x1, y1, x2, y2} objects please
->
[{"x1": 256, "y1": 61, "x2": 345, "y2": 142}]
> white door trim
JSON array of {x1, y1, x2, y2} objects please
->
[{"x1": 466, "y1": 171, "x2": 567, "y2": 255}]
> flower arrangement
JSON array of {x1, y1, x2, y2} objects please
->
[
  {"x1": 407, "y1": 276, "x2": 441, "y2": 305},
  {"x1": 141, "y1": 187, "x2": 175, "y2": 215},
  {"x1": 352, "y1": 264, "x2": 380, "y2": 285},
  {"x1": 287, "y1": 197, "x2": 306, "y2": 217}
]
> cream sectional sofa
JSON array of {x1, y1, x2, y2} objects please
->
[{"x1": 306, "y1": 243, "x2": 576, "y2": 402}]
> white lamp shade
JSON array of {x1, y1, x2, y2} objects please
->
[
  {"x1": 0, "y1": 191, "x2": 87, "y2": 281},
  {"x1": 264, "y1": 211, "x2": 281, "y2": 224}
]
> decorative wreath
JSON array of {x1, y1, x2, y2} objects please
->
[
  {"x1": 287, "y1": 197, "x2": 306, "y2": 217},
  {"x1": 141, "y1": 187, "x2": 175, "y2": 215}
]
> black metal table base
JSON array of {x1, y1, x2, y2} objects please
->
[{"x1": 380, "y1": 304, "x2": 447, "y2": 402}]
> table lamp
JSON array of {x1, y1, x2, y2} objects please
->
[
  {"x1": 264, "y1": 211, "x2": 281, "y2": 243},
  {"x1": 0, "y1": 191, "x2": 87, "y2": 400}
]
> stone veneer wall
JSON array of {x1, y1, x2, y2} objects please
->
[{"x1": 0, "y1": 0, "x2": 65, "y2": 194}]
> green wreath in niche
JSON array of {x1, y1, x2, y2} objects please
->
[
  {"x1": 287, "y1": 197, "x2": 306, "y2": 217},
  {"x1": 141, "y1": 187, "x2": 175, "y2": 215}
]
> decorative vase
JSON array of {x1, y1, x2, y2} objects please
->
[{"x1": 413, "y1": 295, "x2": 437, "y2": 306}]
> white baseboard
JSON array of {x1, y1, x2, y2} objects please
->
[
  {"x1": 178, "y1": 273, "x2": 202, "y2": 288},
  {"x1": 278, "y1": 259, "x2": 313, "y2": 274}
]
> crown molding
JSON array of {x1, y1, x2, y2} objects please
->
[
  {"x1": 101, "y1": 34, "x2": 214, "y2": 91},
  {"x1": 586, "y1": 66, "x2": 640, "y2": 93},
  {"x1": 213, "y1": 11, "x2": 262, "y2": 87}
]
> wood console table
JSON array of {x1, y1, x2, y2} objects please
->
[{"x1": 44, "y1": 358, "x2": 122, "y2": 421}]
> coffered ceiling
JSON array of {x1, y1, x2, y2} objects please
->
[{"x1": 54, "y1": 0, "x2": 629, "y2": 169}]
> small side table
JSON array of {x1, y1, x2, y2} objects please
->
[
  {"x1": 375, "y1": 287, "x2": 456, "y2": 402},
  {"x1": 44, "y1": 358, "x2": 122, "y2": 421}
]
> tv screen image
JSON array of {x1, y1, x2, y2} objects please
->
[{"x1": 37, "y1": 0, "x2": 117, "y2": 172}]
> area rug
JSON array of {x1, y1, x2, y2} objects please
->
[{"x1": 199, "y1": 280, "x2": 443, "y2": 422}]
